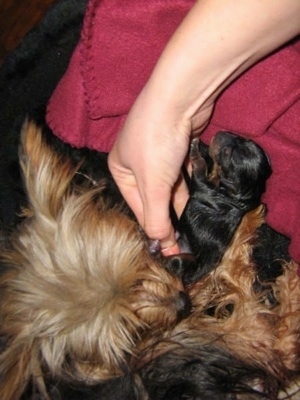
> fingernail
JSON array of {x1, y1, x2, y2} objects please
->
[{"x1": 161, "y1": 243, "x2": 180, "y2": 256}]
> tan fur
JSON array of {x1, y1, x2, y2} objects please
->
[
  {"x1": 134, "y1": 206, "x2": 300, "y2": 395},
  {"x1": 1, "y1": 121, "x2": 299, "y2": 399},
  {"x1": 273, "y1": 262, "x2": 300, "y2": 372},
  {"x1": 185, "y1": 206, "x2": 300, "y2": 380},
  {"x1": 0, "y1": 121, "x2": 185, "y2": 399}
]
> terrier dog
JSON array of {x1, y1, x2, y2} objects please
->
[
  {"x1": 89, "y1": 206, "x2": 299, "y2": 400},
  {"x1": 0, "y1": 3, "x2": 297, "y2": 397},
  {"x1": 186, "y1": 206, "x2": 300, "y2": 380},
  {"x1": 137, "y1": 205, "x2": 299, "y2": 400},
  {"x1": 1, "y1": 123, "x2": 298, "y2": 400},
  {"x1": 176, "y1": 132, "x2": 272, "y2": 283},
  {"x1": 19, "y1": 207, "x2": 300, "y2": 399},
  {"x1": 0, "y1": 121, "x2": 190, "y2": 400}
]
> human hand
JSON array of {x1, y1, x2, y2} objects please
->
[
  {"x1": 108, "y1": 86, "x2": 215, "y2": 255},
  {"x1": 108, "y1": 0, "x2": 300, "y2": 255},
  {"x1": 108, "y1": 100, "x2": 190, "y2": 255}
]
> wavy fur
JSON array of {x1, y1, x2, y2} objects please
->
[{"x1": 0, "y1": 121, "x2": 187, "y2": 399}]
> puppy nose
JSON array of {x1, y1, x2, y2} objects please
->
[{"x1": 176, "y1": 291, "x2": 191, "y2": 320}]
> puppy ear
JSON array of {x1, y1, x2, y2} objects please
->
[
  {"x1": 218, "y1": 146, "x2": 238, "y2": 194},
  {"x1": 19, "y1": 120, "x2": 79, "y2": 220},
  {"x1": 219, "y1": 145, "x2": 233, "y2": 169}
]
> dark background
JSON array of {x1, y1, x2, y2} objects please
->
[{"x1": 0, "y1": 0, "x2": 55, "y2": 64}]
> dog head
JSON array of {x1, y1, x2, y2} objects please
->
[
  {"x1": 0, "y1": 121, "x2": 189, "y2": 399},
  {"x1": 161, "y1": 206, "x2": 300, "y2": 399},
  {"x1": 208, "y1": 131, "x2": 272, "y2": 209}
]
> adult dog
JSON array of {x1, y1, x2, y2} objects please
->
[
  {"x1": 0, "y1": 122, "x2": 189, "y2": 400},
  {"x1": 23, "y1": 207, "x2": 300, "y2": 400}
]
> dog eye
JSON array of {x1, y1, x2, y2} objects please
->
[{"x1": 205, "y1": 303, "x2": 234, "y2": 319}]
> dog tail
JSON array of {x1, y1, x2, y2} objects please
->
[{"x1": 0, "y1": 340, "x2": 48, "y2": 400}]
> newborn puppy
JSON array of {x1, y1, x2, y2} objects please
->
[{"x1": 175, "y1": 131, "x2": 272, "y2": 284}]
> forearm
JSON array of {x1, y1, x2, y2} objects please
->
[
  {"x1": 139, "y1": 0, "x2": 300, "y2": 131},
  {"x1": 108, "y1": 0, "x2": 299, "y2": 252}
]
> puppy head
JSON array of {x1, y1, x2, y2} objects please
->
[
  {"x1": 0, "y1": 122, "x2": 187, "y2": 398},
  {"x1": 209, "y1": 131, "x2": 272, "y2": 208}
]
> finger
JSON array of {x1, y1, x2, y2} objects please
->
[
  {"x1": 171, "y1": 172, "x2": 189, "y2": 218},
  {"x1": 161, "y1": 242, "x2": 180, "y2": 256},
  {"x1": 184, "y1": 157, "x2": 193, "y2": 178},
  {"x1": 113, "y1": 171, "x2": 179, "y2": 254},
  {"x1": 123, "y1": 183, "x2": 179, "y2": 255},
  {"x1": 108, "y1": 153, "x2": 177, "y2": 251},
  {"x1": 108, "y1": 155, "x2": 145, "y2": 226},
  {"x1": 141, "y1": 184, "x2": 179, "y2": 251},
  {"x1": 119, "y1": 183, "x2": 145, "y2": 226}
]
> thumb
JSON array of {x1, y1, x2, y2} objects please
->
[{"x1": 142, "y1": 186, "x2": 181, "y2": 256}]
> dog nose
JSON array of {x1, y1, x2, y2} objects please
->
[{"x1": 176, "y1": 291, "x2": 191, "y2": 320}]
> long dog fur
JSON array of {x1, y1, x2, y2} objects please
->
[{"x1": 0, "y1": 121, "x2": 189, "y2": 399}]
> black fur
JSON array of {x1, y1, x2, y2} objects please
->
[
  {"x1": 175, "y1": 133, "x2": 272, "y2": 284},
  {"x1": 0, "y1": 3, "x2": 294, "y2": 399},
  {"x1": 253, "y1": 223, "x2": 291, "y2": 281},
  {"x1": 252, "y1": 223, "x2": 291, "y2": 307},
  {"x1": 139, "y1": 344, "x2": 278, "y2": 400},
  {"x1": 0, "y1": 0, "x2": 290, "y2": 278},
  {"x1": 23, "y1": 342, "x2": 278, "y2": 400},
  {"x1": 0, "y1": 0, "x2": 88, "y2": 232}
]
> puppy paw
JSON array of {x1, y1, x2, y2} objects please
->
[{"x1": 190, "y1": 138, "x2": 207, "y2": 179}]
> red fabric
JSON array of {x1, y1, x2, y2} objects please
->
[
  {"x1": 46, "y1": 0, "x2": 300, "y2": 262},
  {"x1": 47, "y1": 0, "x2": 194, "y2": 151},
  {"x1": 200, "y1": 41, "x2": 300, "y2": 263}
]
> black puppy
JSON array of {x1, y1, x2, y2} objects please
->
[{"x1": 174, "y1": 132, "x2": 272, "y2": 284}]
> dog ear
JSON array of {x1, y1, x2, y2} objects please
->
[
  {"x1": 19, "y1": 120, "x2": 80, "y2": 220},
  {"x1": 219, "y1": 145, "x2": 233, "y2": 169}
]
